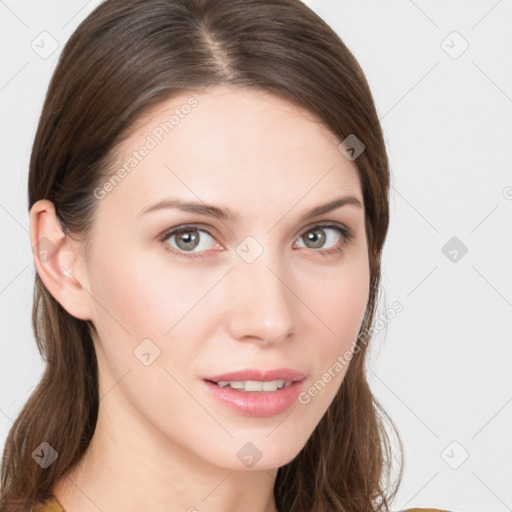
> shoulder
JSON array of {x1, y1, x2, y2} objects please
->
[
  {"x1": 28, "y1": 500, "x2": 457, "y2": 512},
  {"x1": 28, "y1": 500, "x2": 455, "y2": 512},
  {"x1": 30, "y1": 497, "x2": 65, "y2": 512},
  {"x1": 402, "y1": 508, "x2": 456, "y2": 512}
]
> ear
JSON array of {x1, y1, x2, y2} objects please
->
[{"x1": 29, "y1": 199, "x2": 93, "y2": 321}]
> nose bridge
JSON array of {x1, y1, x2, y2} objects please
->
[{"x1": 226, "y1": 235, "x2": 296, "y2": 343}]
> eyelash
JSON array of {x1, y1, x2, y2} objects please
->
[{"x1": 158, "y1": 223, "x2": 354, "y2": 261}]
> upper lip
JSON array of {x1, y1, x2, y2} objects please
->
[{"x1": 203, "y1": 368, "x2": 306, "y2": 383}]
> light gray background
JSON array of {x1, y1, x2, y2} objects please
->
[{"x1": 1, "y1": 1, "x2": 511, "y2": 511}]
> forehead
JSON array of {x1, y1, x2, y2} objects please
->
[{"x1": 98, "y1": 86, "x2": 363, "y2": 220}]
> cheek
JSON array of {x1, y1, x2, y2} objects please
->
[
  {"x1": 87, "y1": 242, "x2": 193, "y2": 337},
  {"x1": 86, "y1": 241, "x2": 223, "y2": 380},
  {"x1": 296, "y1": 263, "x2": 369, "y2": 426},
  {"x1": 303, "y1": 257, "x2": 370, "y2": 341},
  {"x1": 299, "y1": 258, "x2": 369, "y2": 389},
  {"x1": 332, "y1": 264, "x2": 369, "y2": 341},
  {"x1": 85, "y1": 246, "x2": 204, "y2": 412}
]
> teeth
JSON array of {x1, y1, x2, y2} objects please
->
[{"x1": 215, "y1": 379, "x2": 291, "y2": 391}]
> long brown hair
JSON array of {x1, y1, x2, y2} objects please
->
[{"x1": 0, "y1": 0, "x2": 403, "y2": 510}]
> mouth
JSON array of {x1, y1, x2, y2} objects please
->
[
  {"x1": 201, "y1": 371, "x2": 307, "y2": 417},
  {"x1": 204, "y1": 379, "x2": 294, "y2": 392},
  {"x1": 203, "y1": 367, "x2": 306, "y2": 386}
]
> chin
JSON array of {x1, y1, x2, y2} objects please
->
[{"x1": 204, "y1": 433, "x2": 308, "y2": 472}]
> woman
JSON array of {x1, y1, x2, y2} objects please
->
[{"x1": 0, "y1": 1, "x2": 454, "y2": 511}]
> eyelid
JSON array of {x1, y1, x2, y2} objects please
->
[
  {"x1": 296, "y1": 219, "x2": 351, "y2": 237},
  {"x1": 158, "y1": 223, "x2": 221, "y2": 245}
]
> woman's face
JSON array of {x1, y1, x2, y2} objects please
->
[{"x1": 79, "y1": 85, "x2": 370, "y2": 470}]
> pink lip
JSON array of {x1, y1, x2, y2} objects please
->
[
  {"x1": 202, "y1": 379, "x2": 305, "y2": 418},
  {"x1": 203, "y1": 368, "x2": 306, "y2": 383},
  {"x1": 202, "y1": 368, "x2": 306, "y2": 418}
]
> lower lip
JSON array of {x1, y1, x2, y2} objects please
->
[{"x1": 202, "y1": 379, "x2": 305, "y2": 418}]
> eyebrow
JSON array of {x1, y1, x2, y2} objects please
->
[{"x1": 138, "y1": 195, "x2": 363, "y2": 223}]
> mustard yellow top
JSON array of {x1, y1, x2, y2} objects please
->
[
  {"x1": 31, "y1": 497, "x2": 64, "y2": 512},
  {"x1": 32, "y1": 497, "x2": 455, "y2": 512}
]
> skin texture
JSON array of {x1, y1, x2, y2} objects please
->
[{"x1": 30, "y1": 85, "x2": 370, "y2": 512}]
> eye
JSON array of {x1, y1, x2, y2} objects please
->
[
  {"x1": 158, "y1": 222, "x2": 354, "y2": 260},
  {"x1": 294, "y1": 223, "x2": 354, "y2": 257},
  {"x1": 159, "y1": 225, "x2": 218, "y2": 260}
]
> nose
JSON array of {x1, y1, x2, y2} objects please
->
[{"x1": 225, "y1": 248, "x2": 297, "y2": 345}]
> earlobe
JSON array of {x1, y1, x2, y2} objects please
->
[{"x1": 29, "y1": 199, "x2": 93, "y2": 321}]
